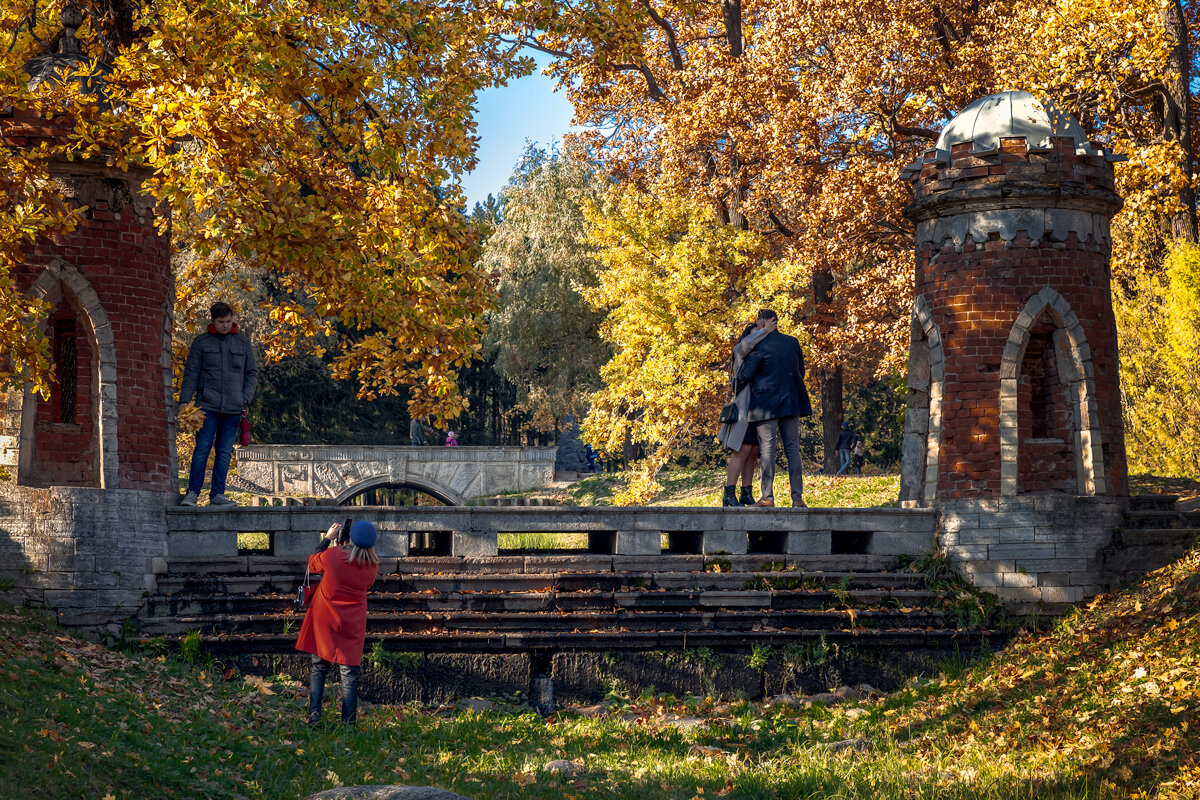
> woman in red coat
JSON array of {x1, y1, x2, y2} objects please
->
[{"x1": 295, "y1": 519, "x2": 379, "y2": 725}]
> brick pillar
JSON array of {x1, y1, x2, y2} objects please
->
[{"x1": 896, "y1": 91, "x2": 1128, "y2": 609}]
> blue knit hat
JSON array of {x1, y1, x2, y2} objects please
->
[{"x1": 349, "y1": 520, "x2": 377, "y2": 549}]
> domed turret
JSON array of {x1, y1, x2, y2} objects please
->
[{"x1": 901, "y1": 90, "x2": 1123, "y2": 181}]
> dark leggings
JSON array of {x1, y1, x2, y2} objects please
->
[{"x1": 309, "y1": 655, "x2": 361, "y2": 723}]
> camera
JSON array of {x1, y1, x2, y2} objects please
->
[{"x1": 337, "y1": 517, "x2": 352, "y2": 545}]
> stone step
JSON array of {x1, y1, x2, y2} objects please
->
[
  {"x1": 144, "y1": 587, "x2": 945, "y2": 618},
  {"x1": 1122, "y1": 509, "x2": 1190, "y2": 529},
  {"x1": 1127, "y1": 494, "x2": 1180, "y2": 512},
  {"x1": 1115, "y1": 527, "x2": 1198, "y2": 547},
  {"x1": 144, "y1": 626, "x2": 993, "y2": 655},
  {"x1": 138, "y1": 606, "x2": 953, "y2": 638},
  {"x1": 153, "y1": 569, "x2": 929, "y2": 599}
]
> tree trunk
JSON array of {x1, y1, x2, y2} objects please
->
[
  {"x1": 1161, "y1": 0, "x2": 1197, "y2": 242},
  {"x1": 812, "y1": 265, "x2": 843, "y2": 474},
  {"x1": 819, "y1": 365, "x2": 844, "y2": 475}
]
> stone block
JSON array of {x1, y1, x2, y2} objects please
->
[
  {"x1": 988, "y1": 543, "x2": 1056, "y2": 560},
  {"x1": 1037, "y1": 585, "x2": 1084, "y2": 603},
  {"x1": 1036, "y1": 572, "x2": 1070, "y2": 587},
  {"x1": 272, "y1": 531, "x2": 321, "y2": 560},
  {"x1": 940, "y1": 513, "x2": 980, "y2": 534},
  {"x1": 453, "y1": 531, "x2": 499, "y2": 558},
  {"x1": 995, "y1": 527, "x2": 1037, "y2": 543},
  {"x1": 374, "y1": 530, "x2": 409, "y2": 559},
  {"x1": 1053, "y1": 541, "x2": 1106, "y2": 559},
  {"x1": 167, "y1": 531, "x2": 238, "y2": 560},
  {"x1": 1002, "y1": 572, "x2": 1037, "y2": 588},
  {"x1": 870, "y1": 531, "x2": 933, "y2": 555},
  {"x1": 969, "y1": 570, "x2": 1005, "y2": 588},
  {"x1": 953, "y1": 529, "x2": 1000, "y2": 545},
  {"x1": 613, "y1": 530, "x2": 662, "y2": 556},
  {"x1": 701, "y1": 530, "x2": 747, "y2": 555},
  {"x1": 785, "y1": 530, "x2": 830, "y2": 555},
  {"x1": 720, "y1": 510, "x2": 805, "y2": 532},
  {"x1": 946, "y1": 544, "x2": 990, "y2": 560},
  {"x1": 1015, "y1": 558, "x2": 1089, "y2": 573}
]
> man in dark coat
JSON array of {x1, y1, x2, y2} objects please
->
[
  {"x1": 178, "y1": 301, "x2": 257, "y2": 506},
  {"x1": 736, "y1": 309, "x2": 813, "y2": 507}
]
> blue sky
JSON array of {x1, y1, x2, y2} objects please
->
[{"x1": 459, "y1": 55, "x2": 576, "y2": 209}]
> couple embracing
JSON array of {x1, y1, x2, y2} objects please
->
[{"x1": 718, "y1": 309, "x2": 812, "y2": 508}]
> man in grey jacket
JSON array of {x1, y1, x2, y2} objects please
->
[{"x1": 178, "y1": 302, "x2": 258, "y2": 506}]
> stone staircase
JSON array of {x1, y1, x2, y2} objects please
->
[
  {"x1": 1103, "y1": 494, "x2": 1200, "y2": 588},
  {"x1": 140, "y1": 551, "x2": 991, "y2": 656}
]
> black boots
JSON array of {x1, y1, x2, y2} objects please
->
[
  {"x1": 739, "y1": 486, "x2": 755, "y2": 506},
  {"x1": 722, "y1": 485, "x2": 741, "y2": 507}
]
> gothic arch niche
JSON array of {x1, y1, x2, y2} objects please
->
[
  {"x1": 19, "y1": 259, "x2": 119, "y2": 488},
  {"x1": 899, "y1": 295, "x2": 944, "y2": 506},
  {"x1": 999, "y1": 288, "x2": 1104, "y2": 497}
]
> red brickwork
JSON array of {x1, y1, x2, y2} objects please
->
[
  {"x1": 3, "y1": 106, "x2": 173, "y2": 491},
  {"x1": 911, "y1": 136, "x2": 1127, "y2": 499}
]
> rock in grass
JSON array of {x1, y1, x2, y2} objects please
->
[
  {"x1": 305, "y1": 787, "x2": 475, "y2": 800},
  {"x1": 822, "y1": 738, "x2": 870, "y2": 755},
  {"x1": 544, "y1": 760, "x2": 586, "y2": 778}
]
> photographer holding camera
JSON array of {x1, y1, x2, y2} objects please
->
[{"x1": 294, "y1": 518, "x2": 379, "y2": 726}]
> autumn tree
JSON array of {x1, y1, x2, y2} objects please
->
[
  {"x1": 494, "y1": 0, "x2": 998, "y2": 472},
  {"x1": 480, "y1": 143, "x2": 610, "y2": 430},
  {"x1": 581, "y1": 185, "x2": 767, "y2": 503},
  {"x1": 1, "y1": 0, "x2": 527, "y2": 421}
]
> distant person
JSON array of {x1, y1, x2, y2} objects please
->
[
  {"x1": 445, "y1": 430, "x2": 459, "y2": 446},
  {"x1": 718, "y1": 319, "x2": 771, "y2": 506},
  {"x1": 835, "y1": 422, "x2": 855, "y2": 475},
  {"x1": 178, "y1": 301, "x2": 257, "y2": 507},
  {"x1": 296, "y1": 519, "x2": 379, "y2": 726},
  {"x1": 737, "y1": 309, "x2": 813, "y2": 508},
  {"x1": 409, "y1": 416, "x2": 426, "y2": 446},
  {"x1": 585, "y1": 444, "x2": 599, "y2": 473},
  {"x1": 853, "y1": 437, "x2": 865, "y2": 475}
]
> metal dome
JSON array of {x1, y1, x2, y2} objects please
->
[{"x1": 901, "y1": 90, "x2": 1122, "y2": 181}]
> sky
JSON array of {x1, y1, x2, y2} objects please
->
[{"x1": 459, "y1": 55, "x2": 576, "y2": 210}]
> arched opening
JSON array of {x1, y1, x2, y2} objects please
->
[
  {"x1": 899, "y1": 295, "x2": 944, "y2": 506},
  {"x1": 18, "y1": 260, "x2": 118, "y2": 488},
  {"x1": 338, "y1": 482, "x2": 452, "y2": 507},
  {"x1": 1000, "y1": 288, "x2": 1104, "y2": 497}
]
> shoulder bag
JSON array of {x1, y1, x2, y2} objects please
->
[{"x1": 295, "y1": 568, "x2": 316, "y2": 607}]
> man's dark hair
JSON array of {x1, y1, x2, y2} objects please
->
[
  {"x1": 757, "y1": 309, "x2": 778, "y2": 322},
  {"x1": 210, "y1": 301, "x2": 233, "y2": 320}
]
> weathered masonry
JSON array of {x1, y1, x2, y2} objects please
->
[
  {"x1": 232, "y1": 445, "x2": 558, "y2": 505},
  {"x1": 898, "y1": 91, "x2": 1131, "y2": 608}
]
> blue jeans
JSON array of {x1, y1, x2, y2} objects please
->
[
  {"x1": 186, "y1": 411, "x2": 240, "y2": 497},
  {"x1": 309, "y1": 655, "x2": 361, "y2": 723},
  {"x1": 837, "y1": 449, "x2": 852, "y2": 475}
]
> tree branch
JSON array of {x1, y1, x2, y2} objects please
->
[
  {"x1": 768, "y1": 209, "x2": 796, "y2": 238},
  {"x1": 640, "y1": 0, "x2": 684, "y2": 70}
]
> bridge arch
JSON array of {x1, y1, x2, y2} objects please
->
[{"x1": 333, "y1": 475, "x2": 463, "y2": 507}]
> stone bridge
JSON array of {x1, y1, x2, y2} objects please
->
[{"x1": 231, "y1": 445, "x2": 557, "y2": 506}]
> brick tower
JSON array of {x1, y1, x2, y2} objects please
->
[
  {"x1": 897, "y1": 91, "x2": 1128, "y2": 607},
  {"x1": 0, "y1": 6, "x2": 175, "y2": 631}
]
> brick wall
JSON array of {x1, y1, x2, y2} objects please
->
[
  {"x1": 907, "y1": 135, "x2": 1127, "y2": 500},
  {"x1": 3, "y1": 106, "x2": 173, "y2": 491}
]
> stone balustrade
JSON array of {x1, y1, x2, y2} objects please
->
[{"x1": 164, "y1": 505, "x2": 937, "y2": 566}]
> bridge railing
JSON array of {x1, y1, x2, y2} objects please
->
[{"x1": 164, "y1": 506, "x2": 936, "y2": 571}]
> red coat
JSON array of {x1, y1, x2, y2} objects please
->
[{"x1": 294, "y1": 546, "x2": 378, "y2": 666}]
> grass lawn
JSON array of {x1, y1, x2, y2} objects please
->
[{"x1": 4, "y1": 540, "x2": 1200, "y2": 799}]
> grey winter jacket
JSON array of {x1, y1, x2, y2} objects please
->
[{"x1": 179, "y1": 330, "x2": 258, "y2": 415}]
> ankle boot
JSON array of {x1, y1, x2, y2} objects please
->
[
  {"x1": 721, "y1": 485, "x2": 741, "y2": 507},
  {"x1": 739, "y1": 486, "x2": 755, "y2": 506}
]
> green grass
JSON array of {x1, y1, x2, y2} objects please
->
[
  {"x1": 6, "y1": 537, "x2": 1200, "y2": 798},
  {"x1": 561, "y1": 469, "x2": 901, "y2": 509}
]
